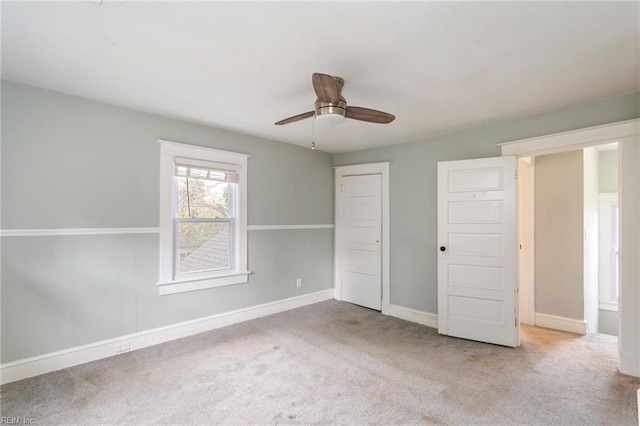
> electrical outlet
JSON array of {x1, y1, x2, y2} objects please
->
[
  {"x1": 296, "y1": 278, "x2": 302, "y2": 288},
  {"x1": 116, "y1": 341, "x2": 131, "y2": 353}
]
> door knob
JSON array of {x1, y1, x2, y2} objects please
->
[{"x1": 440, "y1": 246, "x2": 446, "y2": 252}]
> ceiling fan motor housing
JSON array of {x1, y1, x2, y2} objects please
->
[
  {"x1": 315, "y1": 98, "x2": 346, "y2": 119},
  {"x1": 314, "y1": 76, "x2": 346, "y2": 125}
]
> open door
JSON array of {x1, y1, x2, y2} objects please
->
[{"x1": 437, "y1": 156, "x2": 519, "y2": 347}]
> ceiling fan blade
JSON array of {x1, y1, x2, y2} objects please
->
[
  {"x1": 312, "y1": 73, "x2": 340, "y2": 103},
  {"x1": 274, "y1": 111, "x2": 314, "y2": 125},
  {"x1": 346, "y1": 106, "x2": 395, "y2": 124}
]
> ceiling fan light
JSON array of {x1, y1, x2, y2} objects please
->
[
  {"x1": 314, "y1": 98, "x2": 347, "y2": 126},
  {"x1": 316, "y1": 112, "x2": 346, "y2": 126}
]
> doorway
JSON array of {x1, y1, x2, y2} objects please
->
[
  {"x1": 518, "y1": 144, "x2": 619, "y2": 336},
  {"x1": 500, "y1": 118, "x2": 639, "y2": 376}
]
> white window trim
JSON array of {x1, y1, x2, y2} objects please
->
[{"x1": 158, "y1": 140, "x2": 250, "y2": 295}]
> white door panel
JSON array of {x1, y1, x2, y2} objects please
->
[
  {"x1": 347, "y1": 203, "x2": 378, "y2": 220},
  {"x1": 448, "y1": 264, "x2": 504, "y2": 290},
  {"x1": 448, "y1": 201, "x2": 504, "y2": 224},
  {"x1": 448, "y1": 166, "x2": 504, "y2": 192},
  {"x1": 347, "y1": 226, "x2": 378, "y2": 245},
  {"x1": 448, "y1": 233, "x2": 505, "y2": 257},
  {"x1": 438, "y1": 156, "x2": 518, "y2": 347},
  {"x1": 338, "y1": 174, "x2": 382, "y2": 310}
]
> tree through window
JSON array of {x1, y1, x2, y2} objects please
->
[{"x1": 174, "y1": 163, "x2": 237, "y2": 275}]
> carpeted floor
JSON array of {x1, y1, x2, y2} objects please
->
[{"x1": 1, "y1": 300, "x2": 639, "y2": 425}]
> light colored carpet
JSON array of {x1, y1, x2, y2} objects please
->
[{"x1": 1, "y1": 300, "x2": 639, "y2": 425}]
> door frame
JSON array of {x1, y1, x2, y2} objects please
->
[
  {"x1": 500, "y1": 118, "x2": 639, "y2": 377},
  {"x1": 334, "y1": 162, "x2": 390, "y2": 314},
  {"x1": 517, "y1": 156, "x2": 536, "y2": 325}
]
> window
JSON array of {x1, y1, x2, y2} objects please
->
[{"x1": 158, "y1": 140, "x2": 249, "y2": 295}]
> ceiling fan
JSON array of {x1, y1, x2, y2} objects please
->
[{"x1": 274, "y1": 73, "x2": 395, "y2": 126}]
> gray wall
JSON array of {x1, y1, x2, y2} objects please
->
[
  {"x1": 599, "y1": 310, "x2": 618, "y2": 336},
  {"x1": 599, "y1": 149, "x2": 619, "y2": 193},
  {"x1": 1, "y1": 81, "x2": 334, "y2": 362},
  {"x1": 535, "y1": 150, "x2": 584, "y2": 320},
  {"x1": 334, "y1": 92, "x2": 640, "y2": 314}
]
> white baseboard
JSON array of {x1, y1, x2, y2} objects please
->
[
  {"x1": 388, "y1": 304, "x2": 438, "y2": 329},
  {"x1": 535, "y1": 312, "x2": 588, "y2": 335},
  {"x1": 388, "y1": 307, "x2": 587, "y2": 338},
  {"x1": 0, "y1": 289, "x2": 334, "y2": 385}
]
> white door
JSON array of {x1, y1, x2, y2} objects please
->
[
  {"x1": 437, "y1": 156, "x2": 519, "y2": 347},
  {"x1": 338, "y1": 174, "x2": 382, "y2": 310}
]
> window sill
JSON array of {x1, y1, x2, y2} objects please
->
[
  {"x1": 157, "y1": 271, "x2": 251, "y2": 295},
  {"x1": 599, "y1": 299, "x2": 619, "y2": 312}
]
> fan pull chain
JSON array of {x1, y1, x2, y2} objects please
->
[{"x1": 311, "y1": 117, "x2": 316, "y2": 150}]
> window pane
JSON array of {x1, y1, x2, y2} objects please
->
[
  {"x1": 176, "y1": 176, "x2": 231, "y2": 218},
  {"x1": 177, "y1": 222, "x2": 231, "y2": 274}
]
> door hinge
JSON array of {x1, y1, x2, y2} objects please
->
[
  {"x1": 340, "y1": 183, "x2": 344, "y2": 192},
  {"x1": 515, "y1": 168, "x2": 518, "y2": 180}
]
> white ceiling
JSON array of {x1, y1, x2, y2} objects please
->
[{"x1": 2, "y1": 2, "x2": 639, "y2": 154}]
